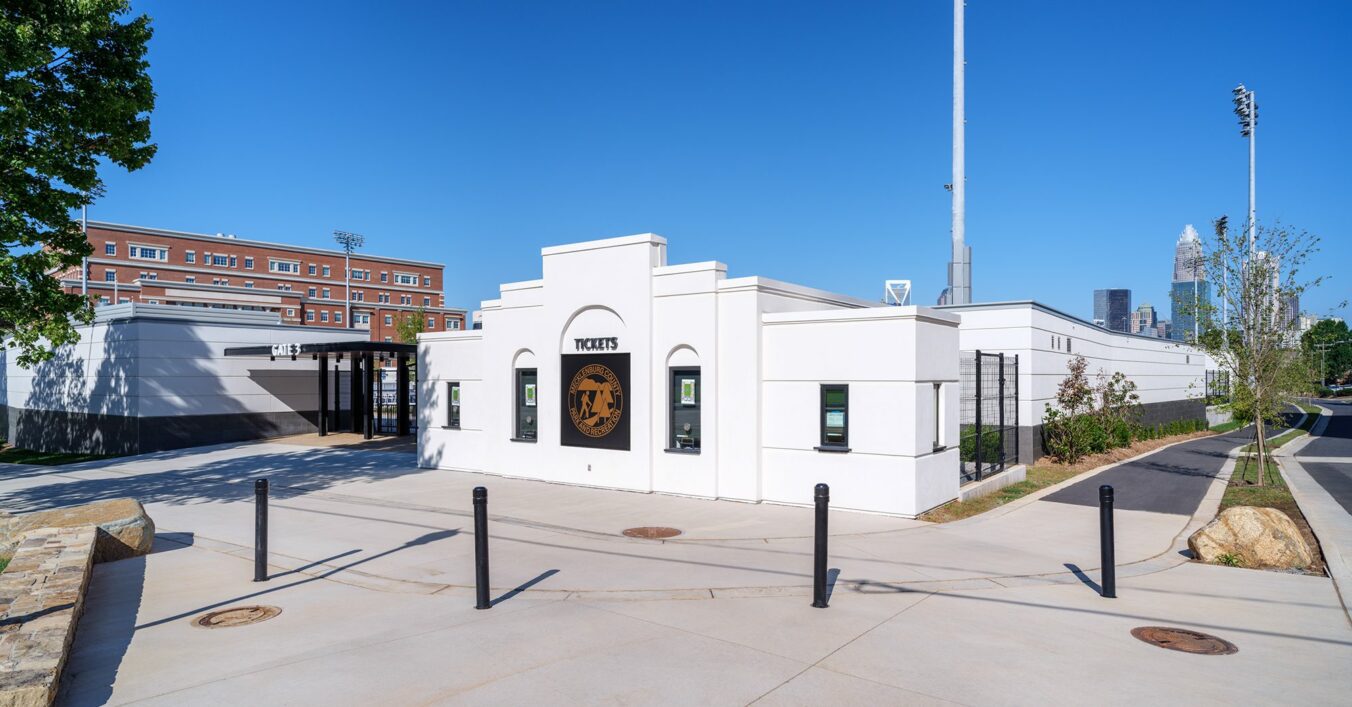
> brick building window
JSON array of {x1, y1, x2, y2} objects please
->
[
  {"x1": 105, "y1": 242, "x2": 116, "y2": 255},
  {"x1": 244, "y1": 257, "x2": 254, "y2": 270},
  {"x1": 185, "y1": 250, "x2": 195, "y2": 263}
]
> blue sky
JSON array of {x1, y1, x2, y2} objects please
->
[{"x1": 96, "y1": 1, "x2": 1350, "y2": 320}]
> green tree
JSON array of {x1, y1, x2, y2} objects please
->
[
  {"x1": 394, "y1": 307, "x2": 427, "y2": 344},
  {"x1": 1302, "y1": 318, "x2": 1352, "y2": 387},
  {"x1": 1, "y1": 1, "x2": 156, "y2": 367},
  {"x1": 1186, "y1": 218, "x2": 1331, "y2": 485}
]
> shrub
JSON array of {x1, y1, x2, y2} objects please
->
[{"x1": 960, "y1": 426, "x2": 1004, "y2": 463}]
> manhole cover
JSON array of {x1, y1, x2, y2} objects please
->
[
  {"x1": 622, "y1": 526, "x2": 682, "y2": 539},
  {"x1": 192, "y1": 605, "x2": 282, "y2": 629},
  {"x1": 1130, "y1": 626, "x2": 1237, "y2": 655}
]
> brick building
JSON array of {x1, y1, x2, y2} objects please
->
[{"x1": 59, "y1": 222, "x2": 466, "y2": 341}]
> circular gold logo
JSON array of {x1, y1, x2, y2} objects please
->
[{"x1": 568, "y1": 364, "x2": 623, "y2": 438}]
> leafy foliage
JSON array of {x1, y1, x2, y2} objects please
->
[
  {"x1": 394, "y1": 307, "x2": 427, "y2": 343},
  {"x1": 1302, "y1": 318, "x2": 1352, "y2": 386},
  {"x1": 1, "y1": 1, "x2": 155, "y2": 366},
  {"x1": 1181, "y1": 219, "x2": 1333, "y2": 484},
  {"x1": 1039, "y1": 355, "x2": 1207, "y2": 464}
]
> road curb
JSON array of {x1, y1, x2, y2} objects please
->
[{"x1": 1275, "y1": 404, "x2": 1352, "y2": 626}]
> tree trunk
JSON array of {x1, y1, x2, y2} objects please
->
[{"x1": 1254, "y1": 417, "x2": 1267, "y2": 486}]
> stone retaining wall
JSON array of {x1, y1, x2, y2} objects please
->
[{"x1": 0, "y1": 526, "x2": 97, "y2": 707}]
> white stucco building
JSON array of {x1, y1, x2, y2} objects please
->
[
  {"x1": 5, "y1": 303, "x2": 367, "y2": 454},
  {"x1": 418, "y1": 234, "x2": 962, "y2": 517}
]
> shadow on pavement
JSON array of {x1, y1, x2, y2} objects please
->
[{"x1": 492, "y1": 569, "x2": 560, "y2": 606}]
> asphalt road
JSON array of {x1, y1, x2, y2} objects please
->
[
  {"x1": 1040, "y1": 429, "x2": 1252, "y2": 516},
  {"x1": 1297, "y1": 399, "x2": 1352, "y2": 515}
]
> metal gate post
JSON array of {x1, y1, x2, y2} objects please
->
[
  {"x1": 998, "y1": 352, "x2": 1006, "y2": 473},
  {"x1": 318, "y1": 354, "x2": 329, "y2": 436},
  {"x1": 396, "y1": 353, "x2": 410, "y2": 436},
  {"x1": 1014, "y1": 354, "x2": 1020, "y2": 464},
  {"x1": 974, "y1": 350, "x2": 983, "y2": 481}
]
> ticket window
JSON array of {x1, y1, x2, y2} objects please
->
[
  {"x1": 446, "y1": 381, "x2": 460, "y2": 428},
  {"x1": 669, "y1": 368, "x2": 701, "y2": 451},
  {"x1": 818, "y1": 384, "x2": 849, "y2": 451},
  {"x1": 515, "y1": 369, "x2": 537, "y2": 440}
]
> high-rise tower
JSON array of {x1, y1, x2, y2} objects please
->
[{"x1": 1170, "y1": 224, "x2": 1209, "y2": 342}]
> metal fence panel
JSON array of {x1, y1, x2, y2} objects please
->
[{"x1": 959, "y1": 351, "x2": 1018, "y2": 483}]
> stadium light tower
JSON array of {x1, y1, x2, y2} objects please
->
[
  {"x1": 940, "y1": 0, "x2": 972, "y2": 305},
  {"x1": 333, "y1": 230, "x2": 365, "y2": 329},
  {"x1": 1233, "y1": 84, "x2": 1257, "y2": 255}
]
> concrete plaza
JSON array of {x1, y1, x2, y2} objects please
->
[{"x1": 0, "y1": 433, "x2": 1347, "y2": 705}]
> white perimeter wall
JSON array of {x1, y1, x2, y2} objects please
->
[{"x1": 940, "y1": 302, "x2": 1209, "y2": 425}]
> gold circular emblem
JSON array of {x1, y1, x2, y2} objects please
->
[{"x1": 568, "y1": 364, "x2": 623, "y2": 438}]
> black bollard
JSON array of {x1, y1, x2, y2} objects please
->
[
  {"x1": 1099, "y1": 484, "x2": 1116, "y2": 598},
  {"x1": 812, "y1": 483, "x2": 829, "y2": 608},
  {"x1": 474, "y1": 486, "x2": 491, "y2": 609},
  {"x1": 254, "y1": 478, "x2": 269, "y2": 582}
]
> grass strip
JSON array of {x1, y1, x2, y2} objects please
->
[{"x1": 0, "y1": 446, "x2": 114, "y2": 466}]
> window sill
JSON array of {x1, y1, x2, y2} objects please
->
[
  {"x1": 664, "y1": 447, "x2": 701, "y2": 455},
  {"x1": 441, "y1": 425, "x2": 460, "y2": 430},
  {"x1": 932, "y1": 445, "x2": 948, "y2": 453},
  {"x1": 509, "y1": 437, "x2": 537, "y2": 443},
  {"x1": 814, "y1": 445, "x2": 851, "y2": 454}
]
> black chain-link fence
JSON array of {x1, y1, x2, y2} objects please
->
[{"x1": 960, "y1": 351, "x2": 1019, "y2": 483}]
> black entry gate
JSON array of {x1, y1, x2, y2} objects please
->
[{"x1": 960, "y1": 351, "x2": 1018, "y2": 483}]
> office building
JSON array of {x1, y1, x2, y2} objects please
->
[
  {"x1": 1130, "y1": 303, "x2": 1158, "y2": 336},
  {"x1": 1170, "y1": 225, "x2": 1209, "y2": 342},
  {"x1": 61, "y1": 222, "x2": 467, "y2": 342},
  {"x1": 1093, "y1": 289, "x2": 1131, "y2": 332}
]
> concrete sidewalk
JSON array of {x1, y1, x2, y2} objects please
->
[{"x1": 0, "y1": 435, "x2": 1344, "y2": 703}]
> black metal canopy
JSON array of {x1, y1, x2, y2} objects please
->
[
  {"x1": 224, "y1": 339, "x2": 416, "y2": 440},
  {"x1": 224, "y1": 341, "x2": 416, "y2": 357}
]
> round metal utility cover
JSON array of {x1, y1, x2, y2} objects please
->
[
  {"x1": 622, "y1": 526, "x2": 682, "y2": 539},
  {"x1": 192, "y1": 605, "x2": 282, "y2": 629},
  {"x1": 1130, "y1": 626, "x2": 1237, "y2": 655}
]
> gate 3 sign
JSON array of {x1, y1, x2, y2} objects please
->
[{"x1": 561, "y1": 353, "x2": 630, "y2": 450}]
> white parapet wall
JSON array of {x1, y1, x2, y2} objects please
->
[
  {"x1": 5, "y1": 303, "x2": 366, "y2": 453},
  {"x1": 419, "y1": 233, "x2": 964, "y2": 517}
]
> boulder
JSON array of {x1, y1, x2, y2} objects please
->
[
  {"x1": 0, "y1": 498, "x2": 155, "y2": 563},
  {"x1": 1189, "y1": 506, "x2": 1313, "y2": 569}
]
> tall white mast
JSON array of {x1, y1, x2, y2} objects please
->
[{"x1": 946, "y1": 0, "x2": 971, "y2": 305}]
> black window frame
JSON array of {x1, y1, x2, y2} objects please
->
[
  {"x1": 932, "y1": 382, "x2": 945, "y2": 452},
  {"x1": 816, "y1": 383, "x2": 850, "y2": 452},
  {"x1": 667, "y1": 367, "x2": 701, "y2": 453},
  {"x1": 513, "y1": 368, "x2": 538, "y2": 441},
  {"x1": 445, "y1": 381, "x2": 461, "y2": 429}
]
